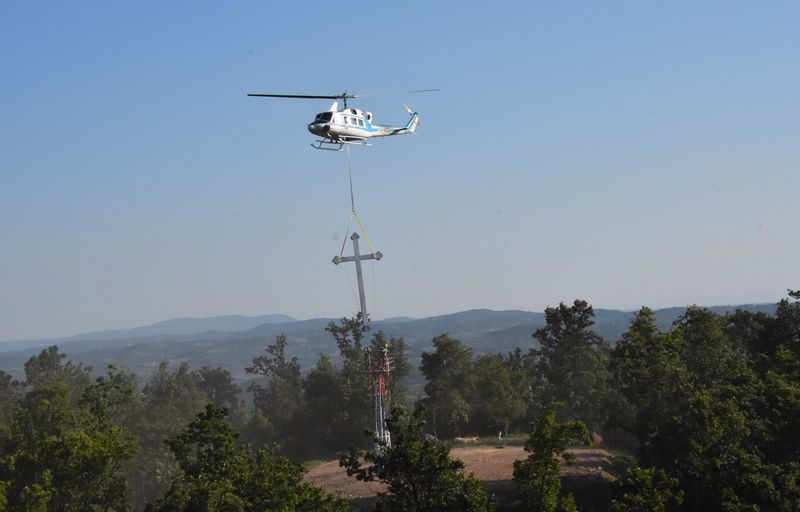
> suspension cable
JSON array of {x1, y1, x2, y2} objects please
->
[
  {"x1": 340, "y1": 144, "x2": 378, "y2": 257},
  {"x1": 347, "y1": 145, "x2": 355, "y2": 212}
]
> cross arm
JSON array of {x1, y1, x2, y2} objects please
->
[{"x1": 332, "y1": 251, "x2": 383, "y2": 265}]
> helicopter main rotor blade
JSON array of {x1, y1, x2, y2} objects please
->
[
  {"x1": 247, "y1": 93, "x2": 351, "y2": 99},
  {"x1": 247, "y1": 90, "x2": 437, "y2": 100}
]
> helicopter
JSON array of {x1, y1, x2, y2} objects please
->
[{"x1": 247, "y1": 89, "x2": 438, "y2": 151}]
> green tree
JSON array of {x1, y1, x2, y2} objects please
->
[
  {"x1": 0, "y1": 481, "x2": 7, "y2": 512},
  {"x1": 468, "y1": 353, "x2": 526, "y2": 436},
  {"x1": 678, "y1": 307, "x2": 755, "y2": 393},
  {"x1": 610, "y1": 308, "x2": 689, "y2": 461},
  {"x1": 615, "y1": 303, "x2": 800, "y2": 510},
  {"x1": 340, "y1": 405, "x2": 492, "y2": 512},
  {"x1": 301, "y1": 354, "x2": 345, "y2": 456},
  {"x1": 512, "y1": 404, "x2": 590, "y2": 512},
  {"x1": 735, "y1": 290, "x2": 800, "y2": 467},
  {"x1": 323, "y1": 317, "x2": 374, "y2": 448},
  {"x1": 0, "y1": 368, "x2": 138, "y2": 511},
  {"x1": 759, "y1": 345, "x2": 800, "y2": 467},
  {"x1": 196, "y1": 366, "x2": 244, "y2": 421},
  {"x1": 296, "y1": 320, "x2": 411, "y2": 458},
  {"x1": 126, "y1": 361, "x2": 208, "y2": 509},
  {"x1": 23, "y1": 346, "x2": 91, "y2": 402},
  {"x1": 246, "y1": 334, "x2": 304, "y2": 450},
  {"x1": 769, "y1": 289, "x2": 800, "y2": 355},
  {"x1": 611, "y1": 466, "x2": 683, "y2": 512},
  {"x1": 505, "y1": 347, "x2": 536, "y2": 433},
  {"x1": 0, "y1": 380, "x2": 71, "y2": 511},
  {"x1": 72, "y1": 367, "x2": 139, "y2": 510},
  {"x1": 725, "y1": 291, "x2": 800, "y2": 509},
  {"x1": 326, "y1": 315, "x2": 368, "y2": 364},
  {"x1": 420, "y1": 334, "x2": 474, "y2": 438},
  {"x1": 663, "y1": 308, "x2": 779, "y2": 510},
  {"x1": 531, "y1": 300, "x2": 610, "y2": 429},
  {"x1": 152, "y1": 404, "x2": 347, "y2": 512},
  {"x1": 0, "y1": 371, "x2": 22, "y2": 424}
]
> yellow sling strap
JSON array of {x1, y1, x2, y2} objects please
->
[{"x1": 339, "y1": 145, "x2": 378, "y2": 258}]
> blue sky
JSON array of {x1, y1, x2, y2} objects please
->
[{"x1": 2, "y1": 2, "x2": 798, "y2": 341}]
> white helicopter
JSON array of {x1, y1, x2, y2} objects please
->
[{"x1": 247, "y1": 89, "x2": 437, "y2": 151}]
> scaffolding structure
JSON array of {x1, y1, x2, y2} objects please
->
[{"x1": 365, "y1": 343, "x2": 392, "y2": 447}]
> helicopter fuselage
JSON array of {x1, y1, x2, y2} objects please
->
[
  {"x1": 247, "y1": 89, "x2": 433, "y2": 150},
  {"x1": 307, "y1": 105, "x2": 419, "y2": 144}
]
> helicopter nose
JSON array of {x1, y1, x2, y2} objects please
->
[{"x1": 308, "y1": 123, "x2": 330, "y2": 135}]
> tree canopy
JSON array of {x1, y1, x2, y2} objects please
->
[{"x1": 340, "y1": 405, "x2": 492, "y2": 512}]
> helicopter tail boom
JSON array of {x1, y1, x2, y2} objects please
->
[{"x1": 372, "y1": 109, "x2": 421, "y2": 137}]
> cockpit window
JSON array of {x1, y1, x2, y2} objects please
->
[{"x1": 316, "y1": 112, "x2": 333, "y2": 122}]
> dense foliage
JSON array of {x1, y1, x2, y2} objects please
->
[
  {"x1": 0, "y1": 363, "x2": 136, "y2": 511},
  {"x1": 149, "y1": 404, "x2": 347, "y2": 512},
  {"x1": 512, "y1": 404, "x2": 590, "y2": 512},
  {"x1": 0, "y1": 289, "x2": 797, "y2": 511},
  {"x1": 607, "y1": 294, "x2": 800, "y2": 510},
  {"x1": 246, "y1": 319, "x2": 410, "y2": 458},
  {"x1": 340, "y1": 405, "x2": 492, "y2": 512},
  {"x1": 610, "y1": 466, "x2": 683, "y2": 512}
]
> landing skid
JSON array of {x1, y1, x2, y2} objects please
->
[{"x1": 311, "y1": 138, "x2": 371, "y2": 151}]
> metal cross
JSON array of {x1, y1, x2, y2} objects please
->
[{"x1": 332, "y1": 233, "x2": 382, "y2": 326}]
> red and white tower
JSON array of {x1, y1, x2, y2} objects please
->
[{"x1": 365, "y1": 343, "x2": 392, "y2": 447}]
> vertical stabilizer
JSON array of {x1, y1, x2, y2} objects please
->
[{"x1": 405, "y1": 112, "x2": 420, "y2": 133}]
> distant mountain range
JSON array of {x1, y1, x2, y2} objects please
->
[
  {"x1": 0, "y1": 314, "x2": 296, "y2": 352},
  {"x1": 0, "y1": 304, "x2": 778, "y2": 384}
]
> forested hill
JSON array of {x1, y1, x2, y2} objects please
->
[
  {"x1": 0, "y1": 304, "x2": 776, "y2": 382},
  {"x1": 0, "y1": 313, "x2": 296, "y2": 352}
]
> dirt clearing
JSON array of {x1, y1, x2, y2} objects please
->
[{"x1": 305, "y1": 446, "x2": 619, "y2": 500}]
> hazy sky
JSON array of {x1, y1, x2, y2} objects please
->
[{"x1": 2, "y1": 2, "x2": 798, "y2": 341}]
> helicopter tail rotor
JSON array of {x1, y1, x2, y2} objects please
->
[
  {"x1": 403, "y1": 110, "x2": 421, "y2": 134},
  {"x1": 403, "y1": 103, "x2": 422, "y2": 131}
]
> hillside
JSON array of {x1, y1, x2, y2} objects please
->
[
  {"x1": 0, "y1": 313, "x2": 296, "y2": 352},
  {"x1": 0, "y1": 304, "x2": 776, "y2": 382}
]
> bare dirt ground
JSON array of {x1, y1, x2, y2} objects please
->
[{"x1": 306, "y1": 445, "x2": 619, "y2": 509}]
